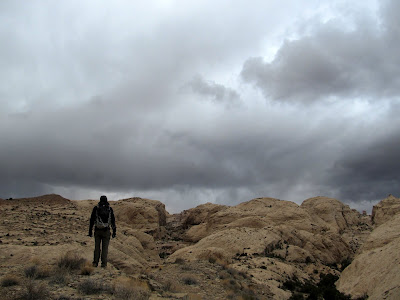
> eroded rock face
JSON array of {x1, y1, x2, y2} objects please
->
[
  {"x1": 301, "y1": 197, "x2": 361, "y2": 233},
  {"x1": 181, "y1": 202, "x2": 228, "y2": 228},
  {"x1": 371, "y1": 194, "x2": 400, "y2": 225},
  {"x1": 337, "y1": 214, "x2": 400, "y2": 300},
  {"x1": 170, "y1": 197, "x2": 367, "y2": 265},
  {"x1": 112, "y1": 197, "x2": 168, "y2": 233}
]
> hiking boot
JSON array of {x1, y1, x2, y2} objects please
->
[
  {"x1": 92, "y1": 262, "x2": 98, "y2": 267},
  {"x1": 101, "y1": 264, "x2": 107, "y2": 268}
]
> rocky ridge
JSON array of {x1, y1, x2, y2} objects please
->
[{"x1": 0, "y1": 194, "x2": 399, "y2": 299}]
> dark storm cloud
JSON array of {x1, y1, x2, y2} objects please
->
[
  {"x1": 241, "y1": 0, "x2": 400, "y2": 102},
  {"x1": 329, "y1": 128, "x2": 400, "y2": 201},
  {"x1": 1, "y1": 0, "x2": 398, "y2": 213}
]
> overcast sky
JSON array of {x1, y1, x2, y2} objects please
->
[{"x1": 1, "y1": 0, "x2": 399, "y2": 213}]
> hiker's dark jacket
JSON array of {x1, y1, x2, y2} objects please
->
[{"x1": 89, "y1": 202, "x2": 116, "y2": 234}]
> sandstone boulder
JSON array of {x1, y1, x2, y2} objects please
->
[
  {"x1": 301, "y1": 196, "x2": 361, "y2": 233},
  {"x1": 371, "y1": 194, "x2": 400, "y2": 225},
  {"x1": 112, "y1": 197, "x2": 168, "y2": 233},
  {"x1": 337, "y1": 214, "x2": 400, "y2": 300},
  {"x1": 181, "y1": 202, "x2": 227, "y2": 228}
]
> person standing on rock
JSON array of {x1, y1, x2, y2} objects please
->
[{"x1": 89, "y1": 195, "x2": 116, "y2": 268}]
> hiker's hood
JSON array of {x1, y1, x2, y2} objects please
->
[{"x1": 98, "y1": 201, "x2": 109, "y2": 207}]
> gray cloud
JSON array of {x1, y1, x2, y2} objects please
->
[
  {"x1": 186, "y1": 75, "x2": 240, "y2": 104},
  {"x1": 241, "y1": 0, "x2": 400, "y2": 102},
  {"x1": 329, "y1": 128, "x2": 400, "y2": 201},
  {"x1": 1, "y1": 0, "x2": 398, "y2": 213}
]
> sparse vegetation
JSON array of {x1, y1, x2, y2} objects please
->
[
  {"x1": 263, "y1": 241, "x2": 284, "y2": 259},
  {"x1": 174, "y1": 257, "x2": 185, "y2": 264},
  {"x1": 282, "y1": 273, "x2": 351, "y2": 300},
  {"x1": 339, "y1": 257, "x2": 353, "y2": 271},
  {"x1": 208, "y1": 256, "x2": 217, "y2": 264},
  {"x1": 24, "y1": 265, "x2": 39, "y2": 278},
  {"x1": 57, "y1": 252, "x2": 86, "y2": 271},
  {"x1": 1, "y1": 274, "x2": 20, "y2": 287},
  {"x1": 80, "y1": 262, "x2": 94, "y2": 275},
  {"x1": 49, "y1": 270, "x2": 69, "y2": 285},
  {"x1": 23, "y1": 263, "x2": 51, "y2": 280},
  {"x1": 19, "y1": 280, "x2": 50, "y2": 300},
  {"x1": 182, "y1": 276, "x2": 198, "y2": 285},
  {"x1": 78, "y1": 278, "x2": 112, "y2": 295},
  {"x1": 113, "y1": 284, "x2": 150, "y2": 300},
  {"x1": 24, "y1": 264, "x2": 50, "y2": 279},
  {"x1": 162, "y1": 279, "x2": 180, "y2": 293}
]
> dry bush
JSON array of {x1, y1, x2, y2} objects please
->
[
  {"x1": 57, "y1": 252, "x2": 86, "y2": 271},
  {"x1": 24, "y1": 265, "x2": 38, "y2": 278},
  {"x1": 24, "y1": 264, "x2": 52, "y2": 279},
  {"x1": 200, "y1": 250, "x2": 229, "y2": 266},
  {"x1": 223, "y1": 279, "x2": 259, "y2": 300},
  {"x1": 219, "y1": 270, "x2": 231, "y2": 280},
  {"x1": 113, "y1": 284, "x2": 150, "y2": 300},
  {"x1": 162, "y1": 279, "x2": 180, "y2": 293},
  {"x1": 49, "y1": 269, "x2": 69, "y2": 285},
  {"x1": 0, "y1": 273, "x2": 20, "y2": 287},
  {"x1": 19, "y1": 280, "x2": 50, "y2": 300},
  {"x1": 80, "y1": 261, "x2": 94, "y2": 275},
  {"x1": 78, "y1": 278, "x2": 111, "y2": 295},
  {"x1": 182, "y1": 276, "x2": 198, "y2": 285},
  {"x1": 113, "y1": 276, "x2": 150, "y2": 299},
  {"x1": 174, "y1": 257, "x2": 185, "y2": 264}
]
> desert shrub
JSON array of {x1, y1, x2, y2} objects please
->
[
  {"x1": 57, "y1": 252, "x2": 86, "y2": 271},
  {"x1": 113, "y1": 284, "x2": 150, "y2": 300},
  {"x1": 318, "y1": 274, "x2": 350, "y2": 300},
  {"x1": 1, "y1": 274, "x2": 20, "y2": 287},
  {"x1": 200, "y1": 250, "x2": 228, "y2": 266},
  {"x1": 162, "y1": 279, "x2": 180, "y2": 293},
  {"x1": 208, "y1": 257, "x2": 217, "y2": 264},
  {"x1": 340, "y1": 257, "x2": 352, "y2": 271},
  {"x1": 24, "y1": 265, "x2": 38, "y2": 279},
  {"x1": 180, "y1": 264, "x2": 192, "y2": 271},
  {"x1": 49, "y1": 270, "x2": 69, "y2": 285},
  {"x1": 24, "y1": 264, "x2": 52, "y2": 279},
  {"x1": 174, "y1": 257, "x2": 185, "y2": 264},
  {"x1": 78, "y1": 279, "x2": 111, "y2": 295},
  {"x1": 288, "y1": 293, "x2": 304, "y2": 300},
  {"x1": 282, "y1": 276, "x2": 301, "y2": 291},
  {"x1": 219, "y1": 270, "x2": 230, "y2": 280},
  {"x1": 80, "y1": 262, "x2": 94, "y2": 275},
  {"x1": 225, "y1": 267, "x2": 238, "y2": 276},
  {"x1": 182, "y1": 276, "x2": 198, "y2": 285},
  {"x1": 282, "y1": 273, "x2": 351, "y2": 300},
  {"x1": 240, "y1": 289, "x2": 259, "y2": 300},
  {"x1": 226, "y1": 288, "x2": 259, "y2": 300},
  {"x1": 19, "y1": 281, "x2": 50, "y2": 300}
]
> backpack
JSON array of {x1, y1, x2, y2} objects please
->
[{"x1": 95, "y1": 204, "x2": 111, "y2": 229}]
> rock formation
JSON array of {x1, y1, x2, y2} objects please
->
[
  {"x1": 371, "y1": 194, "x2": 400, "y2": 225},
  {"x1": 1, "y1": 194, "x2": 399, "y2": 299},
  {"x1": 337, "y1": 195, "x2": 400, "y2": 300}
]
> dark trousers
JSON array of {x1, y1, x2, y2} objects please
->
[{"x1": 93, "y1": 228, "x2": 110, "y2": 266}]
